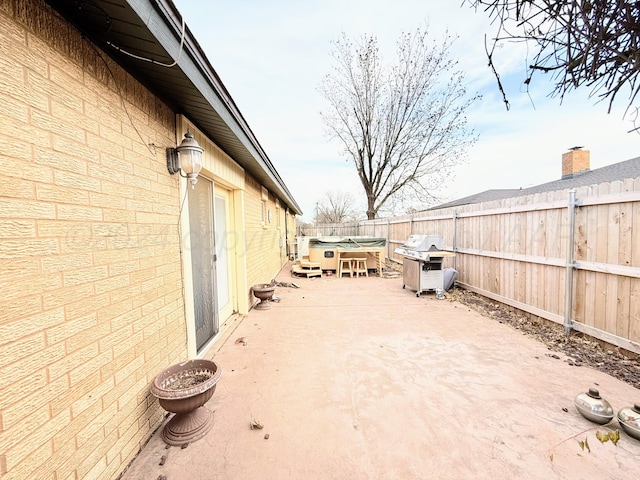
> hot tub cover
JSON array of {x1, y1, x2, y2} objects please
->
[{"x1": 308, "y1": 236, "x2": 386, "y2": 248}]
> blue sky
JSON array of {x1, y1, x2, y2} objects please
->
[{"x1": 172, "y1": 0, "x2": 639, "y2": 220}]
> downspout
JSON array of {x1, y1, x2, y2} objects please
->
[{"x1": 564, "y1": 189, "x2": 578, "y2": 335}]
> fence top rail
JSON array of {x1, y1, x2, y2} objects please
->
[
  {"x1": 306, "y1": 183, "x2": 640, "y2": 231},
  {"x1": 359, "y1": 188, "x2": 640, "y2": 224}
]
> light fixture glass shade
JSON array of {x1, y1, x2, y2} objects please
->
[
  {"x1": 179, "y1": 148, "x2": 203, "y2": 175},
  {"x1": 176, "y1": 131, "x2": 204, "y2": 188}
]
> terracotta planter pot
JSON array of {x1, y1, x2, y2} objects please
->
[{"x1": 150, "y1": 359, "x2": 222, "y2": 445}]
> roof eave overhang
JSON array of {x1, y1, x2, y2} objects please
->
[{"x1": 44, "y1": 0, "x2": 302, "y2": 215}]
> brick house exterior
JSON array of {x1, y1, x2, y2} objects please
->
[{"x1": 0, "y1": 1, "x2": 301, "y2": 479}]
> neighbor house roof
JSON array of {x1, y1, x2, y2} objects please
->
[
  {"x1": 45, "y1": 0, "x2": 302, "y2": 215},
  {"x1": 429, "y1": 156, "x2": 640, "y2": 211}
]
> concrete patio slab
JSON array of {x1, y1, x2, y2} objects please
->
[{"x1": 121, "y1": 268, "x2": 640, "y2": 480}]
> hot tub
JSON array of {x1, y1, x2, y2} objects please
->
[{"x1": 307, "y1": 236, "x2": 386, "y2": 273}]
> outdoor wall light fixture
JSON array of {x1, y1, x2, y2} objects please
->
[{"x1": 166, "y1": 130, "x2": 204, "y2": 189}]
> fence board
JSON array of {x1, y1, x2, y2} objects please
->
[
  {"x1": 631, "y1": 279, "x2": 640, "y2": 343},
  {"x1": 574, "y1": 270, "x2": 586, "y2": 325},
  {"x1": 536, "y1": 263, "x2": 545, "y2": 312},
  {"x1": 584, "y1": 271, "x2": 596, "y2": 328},
  {"x1": 549, "y1": 266, "x2": 561, "y2": 317},
  {"x1": 605, "y1": 183, "x2": 620, "y2": 334},
  {"x1": 618, "y1": 276, "x2": 631, "y2": 339},
  {"x1": 632, "y1": 191, "x2": 640, "y2": 268},
  {"x1": 594, "y1": 271, "x2": 607, "y2": 332},
  {"x1": 619, "y1": 194, "x2": 633, "y2": 268}
]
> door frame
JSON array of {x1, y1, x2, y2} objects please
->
[{"x1": 214, "y1": 186, "x2": 236, "y2": 322}]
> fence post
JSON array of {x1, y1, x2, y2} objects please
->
[
  {"x1": 452, "y1": 210, "x2": 458, "y2": 271},
  {"x1": 564, "y1": 189, "x2": 578, "y2": 335},
  {"x1": 387, "y1": 219, "x2": 390, "y2": 259}
]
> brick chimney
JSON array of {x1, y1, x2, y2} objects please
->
[{"x1": 562, "y1": 147, "x2": 590, "y2": 179}]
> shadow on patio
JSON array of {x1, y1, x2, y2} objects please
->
[{"x1": 121, "y1": 266, "x2": 640, "y2": 480}]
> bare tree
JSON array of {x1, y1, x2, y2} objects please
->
[
  {"x1": 314, "y1": 191, "x2": 359, "y2": 224},
  {"x1": 320, "y1": 28, "x2": 478, "y2": 220},
  {"x1": 465, "y1": 1, "x2": 640, "y2": 114}
]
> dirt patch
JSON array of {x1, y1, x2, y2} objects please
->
[{"x1": 449, "y1": 288, "x2": 640, "y2": 391}]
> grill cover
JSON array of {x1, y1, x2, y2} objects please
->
[
  {"x1": 399, "y1": 235, "x2": 443, "y2": 252},
  {"x1": 394, "y1": 235, "x2": 450, "y2": 261}
]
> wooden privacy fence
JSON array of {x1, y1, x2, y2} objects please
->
[{"x1": 300, "y1": 179, "x2": 640, "y2": 354}]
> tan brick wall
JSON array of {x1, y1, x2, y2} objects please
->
[{"x1": 0, "y1": 1, "x2": 188, "y2": 478}]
